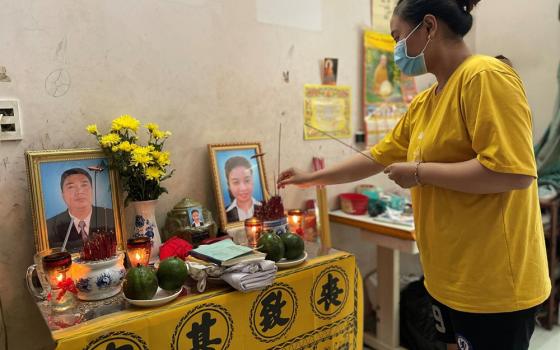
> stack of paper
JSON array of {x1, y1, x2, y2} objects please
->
[{"x1": 190, "y1": 239, "x2": 266, "y2": 267}]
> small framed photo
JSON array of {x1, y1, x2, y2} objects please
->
[
  {"x1": 322, "y1": 57, "x2": 338, "y2": 85},
  {"x1": 208, "y1": 143, "x2": 269, "y2": 230},
  {"x1": 188, "y1": 206, "x2": 205, "y2": 227},
  {"x1": 25, "y1": 149, "x2": 125, "y2": 253}
]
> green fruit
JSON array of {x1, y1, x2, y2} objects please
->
[
  {"x1": 281, "y1": 232, "x2": 305, "y2": 260},
  {"x1": 157, "y1": 257, "x2": 188, "y2": 291},
  {"x1": 123, "y1": 266, "x2": 158, "y2": 300},
  {"x1": 257, "y1": 231, "x2": 285, "y2": 262}
]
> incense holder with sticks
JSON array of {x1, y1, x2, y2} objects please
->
[{"x1": 72, "y1": 233, "x2": 125, "y2": 301}]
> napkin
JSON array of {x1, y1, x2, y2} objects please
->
[{"x1": 220, "y1": 260, "x2": 277, "y2": 292}]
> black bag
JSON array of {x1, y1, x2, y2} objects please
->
[{"x1": 400, "y1": 277, "x2": 446, "y2": 350}]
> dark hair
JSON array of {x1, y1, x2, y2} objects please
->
[
  {"x1": 60, "y1": 168, "x2": 92, "y2": 190},
  {"x1": 394, "y1": 0, "x2": 481, "y2": 37},
  {"x1": 191, "y1": 209, "x2": 199, "y2": 214},
  {"x1": 225, "y1": 156, "x2": 253, "y2": 180},
  {"x1": 495, "y1": 54, "x2": 513, "y2": 67}
]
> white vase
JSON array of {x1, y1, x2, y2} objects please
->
[
  {"x1": 132, "y1": 200, "x2": 162, "y2": 263},
  {"x1": 72, "y1": 252, "x2": 126, "y2": 301},
  {"x1": 263, "y1": 216, "x2": 289, "y2": 235}
]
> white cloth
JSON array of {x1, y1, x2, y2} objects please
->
[{"x1": 220, "y1": 260, "x2": 277, "y2": 292}]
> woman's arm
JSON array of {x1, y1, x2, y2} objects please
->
[
  {"x1": 385, "y1": 158, "x2": 534, "y2": 194},
  {"x1": 278, "y1": 152, "x2": 385, "y2": 188}
]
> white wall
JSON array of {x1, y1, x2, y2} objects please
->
[{"x1": 473, "y1": 0, "x2": 560, "y2": 140}]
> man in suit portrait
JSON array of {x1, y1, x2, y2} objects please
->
[
  {"x1": 46, "y1": 168, "x2": 114, "y2": 252},
  {"x1": 190, "y1": 209, "x2": 204, "y2": 227}
]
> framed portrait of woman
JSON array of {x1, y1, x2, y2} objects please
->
[
  {"x1": 208, "y1": 143, "x2": 269, "y2": 230},
  {"x1": 25, "y1": 149, "x2": 125, "y2": 253}
]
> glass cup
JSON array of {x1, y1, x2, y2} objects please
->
[{"x1": 26, "y1": 248, "x2": 63, "y2": 300}]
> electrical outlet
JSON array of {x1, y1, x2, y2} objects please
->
[{"x1": 0, "y1": 100, "x2": 22, "y2": 141}]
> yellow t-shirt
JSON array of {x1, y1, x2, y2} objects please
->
[{"x1": 371, "y1": 55, "x2": 551, "y2": 313}]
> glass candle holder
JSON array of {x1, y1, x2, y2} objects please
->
[
  {"x1": 287, "y1": 209, "x2": 304, "y2": 234},
  {"x1": 126, "y1": 237, "x2": 152, "y2": 267},
  {"x1": 42, "y1": 252, "x2": 75, "y2": 312},
  {"x1": 244, "y1": 218, "x2": 263, "y2": 248}
]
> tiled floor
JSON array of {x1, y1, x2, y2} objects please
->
[
  {"x1": 530, "y1": 325, "x2": 560, "y2": 349},
  {"x1": 363, "y1": 326, "x2": 560, "y2": 349}
]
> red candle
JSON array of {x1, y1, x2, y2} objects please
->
[
  {"x1": 287, "y1": 209, "x2": 304, "y2": 235},
  {"x1": 244, "y1": 218, "x2": 263, "y2": 248},
  {"x1": 126, "y1": 237, "x2": 151, "y2": 267},
  {"x1": 43, "y1": 252, "x2": 72, "y2": 289}
]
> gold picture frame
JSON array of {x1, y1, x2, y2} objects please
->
[
  {"x1": 25, "y1": 148, "x2": 125, "y2": 253},
  {"x1": 208, "y1": 143, "x2": 270, "y2": 231}
]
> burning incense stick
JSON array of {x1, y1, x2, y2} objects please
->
[{"x1": 304, "y1": 123, "x2": 377, "y2": 163}]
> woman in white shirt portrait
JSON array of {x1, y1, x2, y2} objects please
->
[{"x1": 224, "y1": 156, "x2": 262, "y2": 222}]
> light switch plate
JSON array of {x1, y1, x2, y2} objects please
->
[{"x1": 0, "y1": 100, "x2": 22, "y2": 141}]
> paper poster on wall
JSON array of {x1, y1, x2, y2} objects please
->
[
  {"x1": 363, "y1": 30, "x2": 416, "y2": 146},
  {"x1": 256, "y1": 0, "x2": 322, "y2": 31},
  {"x1": 371, "y1": 0, "x2": 399, "y2": 34},
  {"x1": 304, "y1": 85, "x2": 351, "y2": 140}
]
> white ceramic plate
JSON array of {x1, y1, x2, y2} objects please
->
[
  {"x1": 276, "y1": 251, "x2": 308, "y2": 269},
  {"x1": 125, "y1": 287, "x2": 182, "y2": 307}
]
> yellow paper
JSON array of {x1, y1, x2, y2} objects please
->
[
  {"x1": 304, "y1": 85, "x2": 352, "y2": 140},
  {"x1": 53, "y1": 252, "x2": 363, "y2": 350}
]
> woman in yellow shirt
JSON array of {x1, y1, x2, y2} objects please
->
[{"x1": 279, "y1": 0, "x2": 550, "y2": 349}]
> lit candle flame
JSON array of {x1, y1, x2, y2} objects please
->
[
  {"x1": 135, "y1": 252, "x2": 142, "y2": 262},
  {"x1": 56, "y1": 273, "x2": 64, "y2": 282}
]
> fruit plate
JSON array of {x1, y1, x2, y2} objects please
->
[
  {"x1": 125, "y1": 287, "x2": 182, "y2": 307},
  {"x1": 275, "y1": 251, "x2": 308, "y2": 269}
]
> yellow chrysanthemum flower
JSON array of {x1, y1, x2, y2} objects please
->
[
  {"x1": 111, "y1": 146, "x2": 119, "y2": 152},
  {"x1": 156, "y1": 151, "x2": 171, "y2": 167},
  {"x1": 131, "y1": 153, "x2": 152, "y2": 167},
  {"x1": 86, "y1": 124, "x2": 98, "y2": 135},
  {"x1": 100, "y1": 133, "x2": 121, "y2": 148},
  {"x1": 130, "y1": 146, "x2": 153, "y2": 167},
  {"x1": 152, "y1": 130, "x2": 165, "y2": 139},
  {"x1": 151, "y1": 151, "x2": 161, "y2": 160},
  {"x1": 145, "y1": 123, "x2": 159, "y2": 132},
  {"x1": 145, "y1": 166, "x2": 164, "y2": 181},
  {"x1": 111, "y1": 114, "x2": 140, "y2": 132},
  {"x1": 117, "y1": 141, "x2": 133, "y2": 152}
]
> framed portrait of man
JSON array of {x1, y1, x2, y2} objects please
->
[
  {"x1": 25, "y1": 149, "x2": 125, "y2": 253},
  {"x1": 208, "y1": 143, "x2": 269, "y2": 230}
]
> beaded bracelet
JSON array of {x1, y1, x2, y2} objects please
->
[{"x1": 414, "y1": 161, "x2": 423, "y2": 186}]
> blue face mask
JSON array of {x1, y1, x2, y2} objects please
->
[{"x1": 394, "y1": 22, "x2": 431, "y2": 76}]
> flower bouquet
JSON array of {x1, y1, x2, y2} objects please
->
[
  {"x1": 87, "y1": 115, "x2": 174, "y2": 262},
  {"x1": 87, "y1": 115, "x2": 173, "y2": 204}
]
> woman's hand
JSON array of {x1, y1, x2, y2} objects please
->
[
  {"x1": 384, "y1": 162, "x2": 418, "y2": 188},
  {"x1": 277, "y1": 168, "x2": 315, "y2": 189}
]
